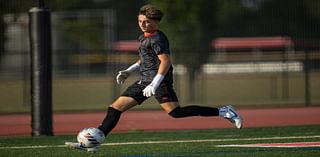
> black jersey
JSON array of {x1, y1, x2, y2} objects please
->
[{"x1": 138, "y1": 31, "x2": 173, "y2": 83}]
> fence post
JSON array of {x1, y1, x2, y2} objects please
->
[
  {"x1": 29, "y1": 1, "x2": 53, "y2": 136},
  {"x1": 305, "y1": 49, "x2": 310, "y2": 106}
]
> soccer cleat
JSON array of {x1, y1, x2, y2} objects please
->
[
  {"x1": 65, "y1": 142, "x2": 100, "y2": 153},
  {"x1": 220, "y1": 105, "x2": 243, "y2": 129}
]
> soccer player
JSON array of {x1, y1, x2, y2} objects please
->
[{"x1": 66, "y1": 4, "x2": 242, "y2": 153}]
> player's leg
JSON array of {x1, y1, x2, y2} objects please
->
[
  {"x1": 161, "y1": 102, "x2": 242, "y2": 129},
  {"x1": 98, "y1": 80, "x2": 148, "y2": 136},
  {"x1": 66, "y1": 81, "x2": 147, "y2": 152},
  {"x1": 156, "y1": 83, "x2": 219, "y2": 117},
  {"x1": 156, "y1": 83, "x2": 242, "y2": 128},
  {"x1": 97, "y1": 96, "x2": 138, "y2": 136},
  {"x1": 160, "y1": 102, "x2": 219, "y2": 118},
  {"x1": 65, "y1": 96, "x2": 138, "y2": 153}
]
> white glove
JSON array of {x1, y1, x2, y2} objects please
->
[
  {"x1": 116, "y1": 70, "x2": 130, "y2": 84},
  {"x1": 143, "y1": 74, "x2": 164, "y2": 97},
  {"x1": 116, "y1": 63, "x2": 140, "y2": 84}
]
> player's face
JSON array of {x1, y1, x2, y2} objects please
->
[{"x1": 138, "y1": 15, "x2": 159, "y2": 33}]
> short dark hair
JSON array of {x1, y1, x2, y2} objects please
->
[{"x1": 138, "y1": 4, "x2": 164, "y2": 21}]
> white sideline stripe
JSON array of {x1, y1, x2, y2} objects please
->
[
  {"x1": 0, "y1": 135, "x2": 320, "y2": 150},
  {"x1": 216, "y1": 142, "x2": 320, "y2": 148},
  {"x1": 216, "y1": 144, "x2": 320, "y2": 148}
]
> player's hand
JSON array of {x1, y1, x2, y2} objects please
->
[
  {"x1": 116, "y1": 63, "x2": 140, "y2": 84},
  {"x1": 143, "y1": 83, "x2": 157, "y2": 97},
  {"x1": 116, "y1": 70, "x2": 130, "y2": 84},
  {"x1": 142, "y1": 74, "x2": 165, "y2": 97}
]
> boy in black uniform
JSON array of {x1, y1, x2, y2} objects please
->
[{"x1": 66, "y1": 4, "x2": 242, "y2": 153}]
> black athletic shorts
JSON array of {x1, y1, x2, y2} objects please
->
[{"x1": 121, "y1": 80, "x2": 179, "y2": 105}]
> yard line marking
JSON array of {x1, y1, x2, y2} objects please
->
[
  {"x1": 102, "y1": 135, "x2": 320, "y2": 146},
  {"x1": 216, "y1": 141, "x2": 320, "y2": 148},
  {"x1": 0, "y1": 135, "x2": 320, "y2": 149}
]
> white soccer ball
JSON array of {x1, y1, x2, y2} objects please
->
[{"x1": 77, "y1": 127, "x2": 105, "y2": 147}]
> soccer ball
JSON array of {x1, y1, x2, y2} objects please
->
[{"x1": 77, "y1": 127, "x2": 105, "y2": 147}]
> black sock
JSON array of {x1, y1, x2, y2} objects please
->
[
  {"x1": 168, "y1": 106, "x2": 219, "y2": 118},
  {"x1": 98, "y1": 107, "x2": 122, "y2": 136}
]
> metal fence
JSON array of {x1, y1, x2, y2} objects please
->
[{"x1": 0, "y1": 10, "x2": 319, "y2": 113}]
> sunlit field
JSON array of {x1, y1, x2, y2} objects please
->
[{"x1": 0, "y1": 125, "x2": 319, "y2": 157}]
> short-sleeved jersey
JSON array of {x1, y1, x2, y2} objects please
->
[{"x1": 138, "y1": 31, "x2": 173, "y2": 83}]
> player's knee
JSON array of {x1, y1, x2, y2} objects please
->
[{"x1": 168, "y1": 107, "x2": 184, "y2": 118}]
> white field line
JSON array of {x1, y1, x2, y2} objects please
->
[
  {"x1": 216, "y1": 141, "x2": 320, "y2": 148},
  {"x1": 0, "y1": 135, "x2": 320, "y2": 150},
  {"x1": 216, "y1": 144, "x2": 320, "y2": 148}
]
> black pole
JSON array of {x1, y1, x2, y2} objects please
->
[
  {"x1": 38, "y1": 0, "x2": 45, "y2": 8},
  {"x1": 29, "y1": 4, "x2": 53, "y2": 136},
  {"x1": 305, "y1": 49, "x2": 310, "y2": 106}
]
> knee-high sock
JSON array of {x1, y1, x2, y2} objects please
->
[
  {"x1": 168, "y1": 106, "x2": 219, "y2": 118},
  {"x1": 98, "y1": 107, "x2": 122, "y2": 136}
]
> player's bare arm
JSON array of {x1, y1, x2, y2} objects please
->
[
  {"x1": 157, "y1": 54, "x2": 171, "y2": 75},
  {"x1": 142, "y1": 53, "x2": 170, "y2": 97}
]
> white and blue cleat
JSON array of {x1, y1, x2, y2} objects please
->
[
  {"x1": 65, "y1": 142, "x2": 100, "y2": 153},
  {"x1": 220, "y1": 105, "x2": 243, "y2": 129}
]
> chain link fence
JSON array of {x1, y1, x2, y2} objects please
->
[{"x1": 0, "y1": 8, "x2": 319, "y2": 113}]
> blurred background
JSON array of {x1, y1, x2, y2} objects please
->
[{"x1": 0, "y1": 0, "x2": 319, "y2": 113}]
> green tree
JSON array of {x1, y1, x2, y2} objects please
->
[
  {"x1": 214, "y1": 0, "x2": 254, "y2": 37},
  {"x1": 149, "y1": 0, "x2": 320, "y2": 103},
  {"x1": 257, "y1": 0, "x2": 320, "y2": 39},
  {"x1": 48, "y1": 0, "x2": 94, "y2": 10},
  {"x1": 150, "y1": 0, "x2": 219, "y2": 102},
  {"x1": 215, "y1": 0, "x2": 320, "y2": 39},
  {"x1": 48, "y1": 0, "x2": 145, "y2": 47},
  {"x1": 0, "y1": 1, "x2": 35, "y2": 61},
  {"x1": 93, "y1": 0, "x2": 146, "y2": 40}
]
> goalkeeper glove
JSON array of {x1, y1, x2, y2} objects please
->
[
  {"x1": 143, "y1": 74, "x2": 164, "y2": 97},
  {"x1": 116, "y1": 63, "x2": 140, "y2": 84}
]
